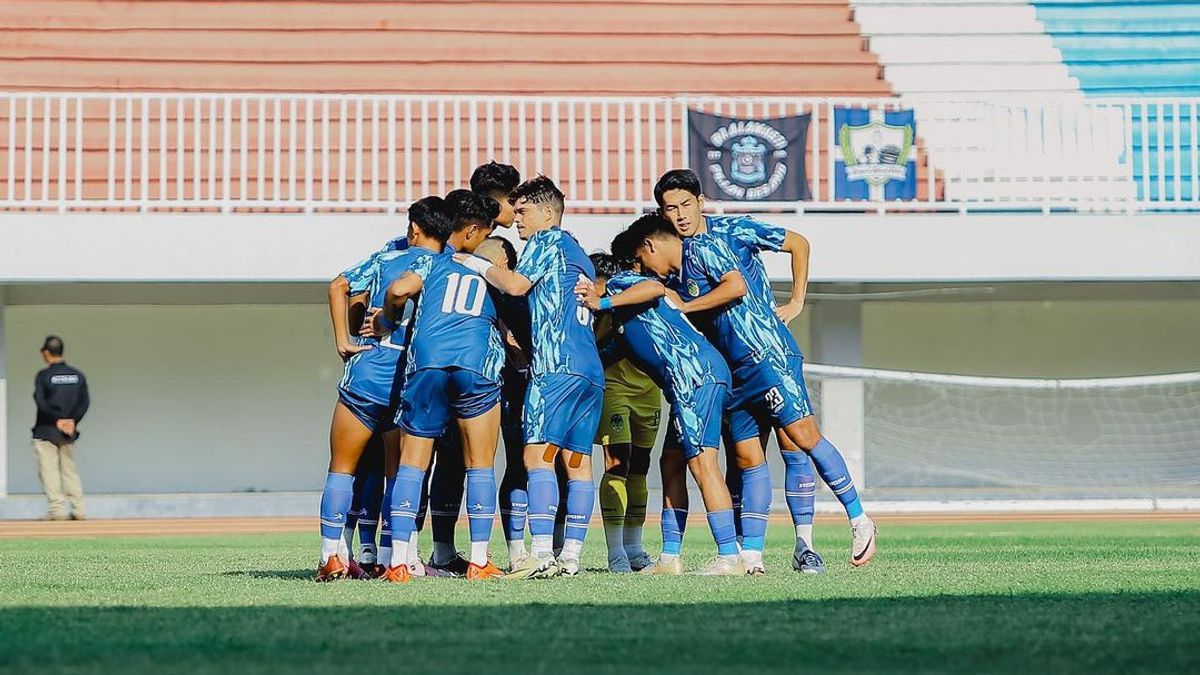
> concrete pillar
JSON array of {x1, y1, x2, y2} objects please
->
[
  {"x1": 0, "y1": 293, "x2": 7, "y2": 497},
  {"x1": 808, "y1": 298, "x2": 866, "y2": 488}
]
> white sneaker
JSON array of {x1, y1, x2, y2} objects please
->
[
  {"x1": 608, "y1": 554, "x2": 633, "y2": 574},
  {"x1": 627, "y1": 551, "x2": 654, "y2": 572},
  {"x1": 692, "y1": 555, "x2": 746, "y2": 576},
  {"x1": 558, "y1": 557, "x2": 581, "y2": 577},
  {"x1": 851, "y1": 516, "x2": 877, "y2": 568},
  {"x1": 638, "y1": 556, "x2": 685, "y2": 576},
  {"x1": 504, "y1": 554, "x2": 560, "y2": 580}
]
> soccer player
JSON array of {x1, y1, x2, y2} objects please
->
[
  {"x1": 635, "y1": 204, "x2": 876, "y2": 571},
  {"x1": 455, "y1": 176, "x2": 604, "y2": 579},
  {"x1": 577, "y1": 241, "x2": 742, "y2": 574},
  {"x1": 653, "y1": 168, "x2": 833, "y2": 572},
  {"x1": 367, "y1": 192, "x2": 507, "y2": 583},
  {"x1": 315, "y1": 196, "x2": 452, "y2": 582},
  {"x1": 470, "y1": 160, "x2": 521, "y2": 230},
  {"x1": 588, "y1": 252, "x2": 661, "y2": 573}
]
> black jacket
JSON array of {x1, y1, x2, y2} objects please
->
[{"x1": 32, "y1": 362, "x2": 90, "y2": 445}]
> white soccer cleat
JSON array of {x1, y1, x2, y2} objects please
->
[
  {"x1": 693, "y1": 555, "x2": 747, "y2": 576},
  {"x1": 504, "y1": 554, "x2": 560, "y2": 580},
  {"x1": 558, "y1": 557, "x2": 582, "y2": 577},
  {"x1": 637, "y1": 556, "x2": 685, "y2": 576},
  {"x1": 850, "y1": 516, "x2": 878, "y2": 568},
  {"x1": 744, "y1": 560, "x2": 767, "y2": 577}
]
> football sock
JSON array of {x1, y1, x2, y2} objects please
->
[
  {"x1": 624, "y1": 473, "x2": 649, "y2": 557},
  {"x1": 389, "y1": 465, "x2": 425, "y2": 568},
  {"x1": 706, "y1": 508, "x2": 739, "y2": 557},
  {"x1": 781, "y1": 449, "x2": 816, "y2": 547},
  {"x1": 740, "y1": 462, "x2": 771, "y2": 553},
  {"x1": 319, "y1": 472, "x2": 354, "y2": 563},
  {"x1": 809, "y1": 437, "x2": 864, "y2": 519},
  {"x1": 355, "y1": 469, "x2": 383, "y2": 561},
  {"x1": 377, "y1": 477, "x2": 395, "y2": 567},
  {"x1": 465, "y1": 467, "x2": 497, "y2": 566},
  {"x1": 430, "y1": 475, "x2": 463, "y2": 566},
  {"x1": 499, "y1": 481, "x2": 528, "y2": 545},
  {"x1": 661, "y1": 507, "x2": 687, "y2": 556},
  {"x1": 526, "y1": 468, "x2": 558, "y2": 558},
  {"x1": 599, "y1": 472, "x2": 628, "y2": 558},
  {"x1": 563, "y1": 479, "x2": 595, "y2": 559},
  {"x1": 407, "y1": 530, "x2": 420, "y2": 566}
]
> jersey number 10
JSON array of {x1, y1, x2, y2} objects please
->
[{"x1": 441, "y1": 272, "x2": 487, "y2": 317}]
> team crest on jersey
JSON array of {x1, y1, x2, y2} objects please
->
[
  {"x1": 686, "y1": 279, "x2": 701, "y2": 298},
  {"x1": 610, "y1": 414, "x2": 625, "y2": 431}
]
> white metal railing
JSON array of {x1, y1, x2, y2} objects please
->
[{"x1": 0, "y1": 92, "x2": 1196, "y2": 214}]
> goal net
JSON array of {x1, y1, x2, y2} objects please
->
[{"x1": 803, "y1": 365, "x2": 1200, "y2": 505}]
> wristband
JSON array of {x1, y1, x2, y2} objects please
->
[
  {"x1": 598, "y1": 296, "x2": 613, "y2": 311},
  {"x1": 459, "y1": 255, "x2": 495, "y2": 277}
]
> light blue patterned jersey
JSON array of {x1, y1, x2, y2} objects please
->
[
  {"x1": 606, "y1": 271, "x2": 730, "y2": 399},
  {"x1": 516, "y1": 227, "x2": 604, "y2": 387},
  {"x1": 406, "y1": 253, "x2": 505, "y2": 383},
  {"x1": 706, "y1": 215, "x2": 802, "y2": 356},
  {"x1": 670, "y1": 233, "x2": 788, "y2": 371},
  {"x1": 337, "y1": 245, "x2": 435, "y2": 404},
  {"x1": 340, "y1": 236, "x2": 409, "y2": 295}
]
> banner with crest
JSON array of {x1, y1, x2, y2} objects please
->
[
  {"x1": 834, "y1": 107, "x2": 917, "y2": 201},
  {"x1": 687, "y1": 110, "x2": 811, "y2": 202}
]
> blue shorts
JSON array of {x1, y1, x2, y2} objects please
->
[
  {"x1": 398, "y1": 367, "x2": 501, "y2": 439},
  {"x1": 524, "y1": 373, "x2": 604, "y2": 456},
  {"x1": 664, "y1": 382, "x2": 728, "y2": 460},
  {"x1": 338, "y1": 387, "x2": 397, "y2": 433},
  {"x1": 727, "y1": 354, "x2": 813, "y2": 443}
]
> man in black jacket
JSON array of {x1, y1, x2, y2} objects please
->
[{"x1": 32, "y1": 336, "x2": 89, "y2": 521}]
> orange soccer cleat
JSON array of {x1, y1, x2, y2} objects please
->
[
  {"x1": 315, "y1": 555, "x2": 348, "y2": 582},
  {"x1": 466, "y1": 561, "x2": 505, "y2": 580},
  {"x1": 380, "y1": 564, "x2": 412, "y2": 584}
]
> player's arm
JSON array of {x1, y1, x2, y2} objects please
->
[
  {"x1": 674, "y1": 271, "x2": 747, "y2": 314},
  {"x1": 328, "y1": 274, "x2": 372, "y2": 361},
  {"x1": 775, "y1": 230, "x2": 811, "y2": 325},
  {"x1": 575, "y1": 279, "x2": 665, "y2": 312},
  {"x1": 361, "y1": 273, "x2": 424, "y2": 338},
  {"x1": 453, "y1": 252, "x2": 533, "y2": 296}
]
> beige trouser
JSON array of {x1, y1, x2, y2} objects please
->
[{"x1": 33, "y1": 439, "x2": 85, "y2": 518}]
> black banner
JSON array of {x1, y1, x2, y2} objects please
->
[{"x1": 687, "y1": 110, "x2": 811, "y2": 201}]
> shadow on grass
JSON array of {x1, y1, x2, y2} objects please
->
[
  {"x1": 2, "y1": 592, "x2": 1198, "y2": 674},
  {"x1": 221, "y1": 569, "x2": 314, "y2": 581}
]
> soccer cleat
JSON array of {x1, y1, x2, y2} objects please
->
[
  {"x1": 362, "y1": 562, "x2": 387, "y2": 579},
  {"x1": 627, "y1": 551, "x2": 654, "y2": 572},
  {"x1": 407, "y1": 558, "x2": 428, "y2": 577},
  {"x1": 507, "y1": 552, "x2": 531, "y2": 574},
  {"x1": 693, "y1": 555, "x2": 747, "y2": 576},
  {"x1": 315, "y1": 555, "x2": 348, "y2": 582},
  {"x1": 638, "y1": 556, "x2": 685, "y2": 576},
  {"x1": 504, "y1": 554, "x2": 560, "y2": 580},
  {"x1": 346, "y1": 558, "x2": 371, "y2": 580},
  {"x1": 745, "y1": 560, "x2": 767, "y2": 577},
  {"x1": 793, "y1": 546, "x2": 826, "y2": 575},
  {"x1": 851, "y1": 516, "x2": 878, "y2": 568},
  {"x1": 381, "y1": 564, "x2": 412, "y2": 584},
  {"x1": 466, "y1": 561, "x2": 505, "y2": 580},
  {"x1": 426, "y1": 552, "x2": 471, "y2": 578},
  {"x1": 608, "y1": 554, "x2": 633, "y2": 574},
  {"x1": 558, "y1": 557, "x2": 581, "y2": 577}
]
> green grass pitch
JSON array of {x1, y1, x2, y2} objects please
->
[{"x1": 1, "y1": 519, "x2": 1198, "y2": 674}]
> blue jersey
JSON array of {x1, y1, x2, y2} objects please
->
[
  {"x1": 516, "y1": 227, "x2": 604, "y2": 386},
  {"x1": 338, "y1": 246, "x2": 436, "y2": 404},
  {"x1": 606, "y1": 271, "x2": 730, "y2": 399},
  {"x1": 407, "y1": 253, "x2": 506, "y2": 383},
  {"x1": 341, "y1": 236, "x2": 409, "y2": 295},
  {"x1": 669, "y1": 233, "x2": 787, "y2": 372},
  {"x1": 706, "y1": 215, "x2": 802, "y2": 356}
]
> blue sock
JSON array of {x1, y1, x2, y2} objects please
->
[
  {"x1": 706, "y1": 508, "x2": 738, "y2": 556},
  {"x1": 563, "y1": 479, "x2": 595, "y2": 550},
  {"x1": 740, "y1": 463, "x2": 771, "y2": 552},
  {"x1": 465, "y1": 467, "x2": 497, "y2": 564},
  {"x1": 319, "y1": 472, "x2": 354, "y2": 560},
  {"x1": 782, "y1": 449, "x2": 816, "y2": 531},
  {"x1": 500, "y1": 483, "x2": 528, "y2": 543},
  {"x1": 390, "y1": 465, "x2": 426, "y2": 563},
  {"x1": 378, "y1": 477, "x2": 395, "y2": 552},
  {"x1": 661, "y1": 507, "x2": 687, "y2": 555},
  {"x1": 526, "y1": 468, "x2": 559, "y2": 554},
  {"x1": 356, "y1": 469, "x2": 383, "y2": 556},
  {"x1": 810, "y1": 437, "x2": 864, "y2": 520}
]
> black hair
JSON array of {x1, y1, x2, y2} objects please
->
[
  {"x1": 408, "y1": 195, "x2": 455, "y2": 243},
  {"x1": 509, "y1": 175, "x2": 564, "y2": 215},
  {"x1": 446, "y1": 189, "x2": 500, "y2": 232},
  {"x1": 620, "y1": 212, "x2": 677, "y2": 256},
  {"x1": 470, "y1": 161, "x2": 521, "y2": 198},
  {"x1": 477, "y1": 236, "x2": 518, "y2": 270},
  {"x1": 589, "y1": 252, "x2": 622, "y2": 281},
  {"x1": 41, "y1": 335, "x2": 64, "y2": 357},
  {"x1": 653, "y1": 168, "x2": 703, "y2": 206}
]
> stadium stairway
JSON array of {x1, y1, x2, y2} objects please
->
[
  {"x1": 1031, "y1": 0, "x2": 1200, "y2": 201},
  {"x1": 851, "y1": 0, "x2": 1136, "y2": 205}
]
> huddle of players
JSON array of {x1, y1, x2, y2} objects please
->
[{"x1": 316, "y1": 162, "x2": 878, "y2": 582}]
